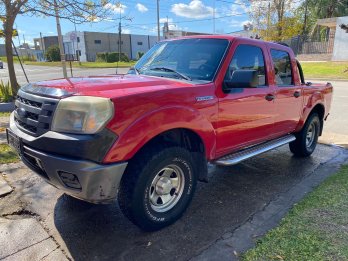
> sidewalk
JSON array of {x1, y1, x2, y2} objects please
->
[{"x1": 0, "y1": 115, "x2": 68, "y2": 261}]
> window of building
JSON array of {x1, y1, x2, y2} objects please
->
[
  {"x1": 225, "y1": 44, "x2": 266, "y2": 86},
  {"x1": 76, "y1": 50, "x2": 81, "y2": 56},
  {"x1": 117, "y1": 41, "x2": 123, "y2": 45},
  {"x1": 77, "y1": 37, "x2": 80, "y2": 43},
  {"x1": 94, "y1": 40, "x2": 101, "y2": 44},
  {"x1": 137, "y1": 41, "x2": 143, "y2": 46},
  {"x1": 270, "y1": 49, "x2": 293, "y2": 86}
]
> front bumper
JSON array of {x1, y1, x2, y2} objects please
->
[
  {"x1": 8, "y1": 114, "x2": 128, "y2": 204},
  {"x1": 21, "y1": 146, "x2": 128, "y2": 203}
]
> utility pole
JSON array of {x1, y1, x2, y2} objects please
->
[
  {"x1": 267, "y1": 1, "x2": 271, "y2": 38},
  {"x1": 116, "y1": 2, "x2": 122, "y2": 74},
  {"x1": 213, "y1": 0, "x2": 216, "y2": 34},
  {"x1": 156, "y1": 0, "x2": 160, "y2": 41},
  {"x1": 54, "y1": 0, "x2": 67, "y2": 78},
  {"x1": 40, "y1": 32, "x2": 45, "y2": 60},
  {"x1": 303, "y1": 0, "x2": 308, "y2": 38}
]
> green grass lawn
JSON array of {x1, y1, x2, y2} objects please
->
[
  {"x1": 243, "y1": 165, "x2": 348, "y2": 260},
  {"x1": 0, "y1": 112, "x2": 11, "y2": 117},
  {"x1": 0, "y1": 56, "x2": 136, "y2": 68},
  {"x1": 24, "y1": 61, "x2": 136, "y2": 68},
  {"x1": 301, "y1": 62, "x2": 348, "y2": 80},
  {"x1": 0, "y1": 144, "x2": 19, "y2": 164}
]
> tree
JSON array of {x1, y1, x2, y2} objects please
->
[
  {"x1": 297, "y1": 0, "x2": 348, "y2": 40},
  {"x1": 45, "y1": 45, "x2": 61, "y2": 61},
  {"x1": 248, "y1": 0, "x2": 302, "y2": 41},
  {"x1": 308, "y1": 0, "x2": 348, "y2": 19},
  {"x1": 0, "y1": 0, "x2": 114, "y2": 95}
]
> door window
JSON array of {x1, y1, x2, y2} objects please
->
[
  {"x1": 225, "y1": 44, "x2": 266, "y2": 86},
  {"x1": 270, "y1": 49, "x2": 293, "y2": 86}
]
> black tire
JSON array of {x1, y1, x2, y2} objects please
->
[
  {"x1": 289, "y1": 113, "x2": 320, "y2": 157},
  {"x1": 118, "y1": 146, "x2": 197, "y2": 231}
]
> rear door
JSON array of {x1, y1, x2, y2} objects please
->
[
  {"x1": 216, "y1": 41, "x2": 277, "y2": 156},
  {"x1": 269, "y1": 49, "x2": 303, "y2": 135}
]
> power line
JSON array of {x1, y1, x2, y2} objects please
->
[{"x1": 108, "y1": 12, "x2": 248, "y2": 26}]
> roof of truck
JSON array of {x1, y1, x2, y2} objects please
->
[{"x1": 164, "y1": 34, "x2": 293, "y2": 53}]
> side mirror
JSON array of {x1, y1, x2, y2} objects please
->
[{"x1": 223, "y1": 69, "x2": 258, "y2": 91}]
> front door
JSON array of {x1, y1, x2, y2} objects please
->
[{"x1": 216, "y1": 42, "x2": 276, "y2": 157}]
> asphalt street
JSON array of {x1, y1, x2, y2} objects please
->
[
  {"x1": 0, "y1": 63, "x2": 129, "y2": 85},
  {"x1": 0, "y1": 64, "x2": 348, "y2": 260}
]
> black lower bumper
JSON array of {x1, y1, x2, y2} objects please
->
[{"x1": 8, "y1": 113, "x2": 127, "y2": 203}]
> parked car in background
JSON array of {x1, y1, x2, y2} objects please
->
[{"x1": 7, "y1": 36, "x2": 333, "y2": 231}]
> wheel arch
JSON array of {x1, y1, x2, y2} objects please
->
[{"x1": 295, "y1": 102, "x2": 325, "y2": 135}]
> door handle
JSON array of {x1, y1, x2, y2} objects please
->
[
  {"x1": 294, "y1": 91, "x2": 301, "y2": 98},
  {"x1": 265, "y1": 94, "x2": 275, "y2": 101}
]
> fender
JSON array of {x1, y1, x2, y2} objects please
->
[
  {"x1": 294, "y1": 90, "x2": 325, "y2": 132},
  {"x1": 103, "y1": 105, "x2": 217, "y2": 163}
]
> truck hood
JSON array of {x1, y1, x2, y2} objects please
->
[{"x1": 25, "y1": 74, "x2": 194, "y2": 98}]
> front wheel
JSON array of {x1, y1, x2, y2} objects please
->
[
  {"x1": 118, "y1": 147, "x2": 197, "y2": 231},
  {"x1": 289, "y1": 113, "x2": 320, "y2": 157}
]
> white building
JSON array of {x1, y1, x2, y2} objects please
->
[
  {"x1": 63, "y1": 31, "x2": 161, "y2": 62},
  {"x1": 332, "y1": 16, "x2": 348, "y2": 61},
  {"x1": 130, "y1": 34, "x2": 159, "y2": 60},
  {"x1": 63, "y1": 31, "x2": 87, "y2": 62}
]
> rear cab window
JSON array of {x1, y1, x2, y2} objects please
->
[
  {"x1": 224, "y1": 44, "x2": 267, "y2": 87},
  {"x1": 270, "y1": 49, "x2": 293, "y2": 86}
]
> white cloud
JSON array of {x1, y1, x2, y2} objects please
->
[
  {"x1": 122, "y1": 28, "x2": 131, "y2": 34},
  {"x1": 104, "y1": 3, "x2": 127, "y2": 14},
  {"x1": 136, "y1": 3, "x2": 148, "y2": 13},
  {"x1": 229, "y1": 20, "x2": 242, "y2": 28},
  {"x1": 168, "y1": 23, "x2": 182, "y2": 30},
  {"x1": 171, "y1": 0, "x2": 214, "y2": 19},
  {"x1": 241, "y1": 20, "x2": 251, "y2": 26},
  {"x1": 160, "y1": 18, "x2": 173, "y2": 23},
  {"x1": 226, "y1": 0, "x2": 249, "y2": 16}
]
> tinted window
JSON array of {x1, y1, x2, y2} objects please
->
[
  {"x1": 225, "y1": 44, "x2": 266, "y2": 86},
  {"x1": 134, "y1": 38, "x2": 229, "y2": 82},
  {"x1": 271, "y1": 49, "x2": 293, "y2": 86}
]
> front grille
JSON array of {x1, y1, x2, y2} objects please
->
[{"x1": 14, "y1": 89, "x2": 58, "y2": 136}]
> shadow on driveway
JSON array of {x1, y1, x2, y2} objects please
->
[{"x1": 53, "y1": 144, "x2": 343, "y2": 261}]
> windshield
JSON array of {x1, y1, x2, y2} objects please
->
[{"x1": 131, "y1": 38, "x2": 229, "y2": 82}]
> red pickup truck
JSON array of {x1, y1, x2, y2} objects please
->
[{"x1": 7, "y1": 36, "x2": 332, "y2": 230}]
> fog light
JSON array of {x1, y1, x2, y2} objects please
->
[{"x1": 58, "y1": 171, "x2": 82, "y2": 190}]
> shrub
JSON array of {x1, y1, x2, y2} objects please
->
[
  {"x1": 138, "y1": 52, "x2": 145, "y2": 59},
  {"x1": 45, "y1": 45, "x2": 61, "y2": 62},
  {"x1": 0, "y1": 80, "x2": 13, "y2": 102},
  {"x1": 96, "y1": 52, "x2": 129, "y2": 63}
]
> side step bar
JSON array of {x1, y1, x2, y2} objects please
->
[{"x1": 214, "y1": 134, "x2": 296, "y2": 166}]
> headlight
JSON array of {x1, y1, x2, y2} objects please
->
[{"x1": 51, "y1": 96, "x2": 114, "y2": 134}]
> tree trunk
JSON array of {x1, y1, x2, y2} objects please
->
[{"x1": 4, "y1": 18, "x2": 19, "y2": 95}]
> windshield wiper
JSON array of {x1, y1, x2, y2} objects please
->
[
  {"x1": 149, "y1": 67, "x2": 192, "y2": 81},
  {"x1": 129, "y1": 66, "x2": 140, "y2": 75}
]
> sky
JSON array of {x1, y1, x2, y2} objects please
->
[{"x1": 9, "y1": 0, "x2": 251, "y2": 46}]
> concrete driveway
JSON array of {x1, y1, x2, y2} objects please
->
[{"x1": 1, "y1": 144, "x2": 347, "y2": 261}]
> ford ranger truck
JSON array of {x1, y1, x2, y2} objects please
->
[{"x1": 7, "y1": 36, "x2": 333, "y2": 231}]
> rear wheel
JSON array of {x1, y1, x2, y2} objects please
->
[
  {"x1": 289, "y1": 113, "x2": 320, "y2": 157},
  {"x1": 118, "y1": 146, "x2": 197, "y2": 231}
]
